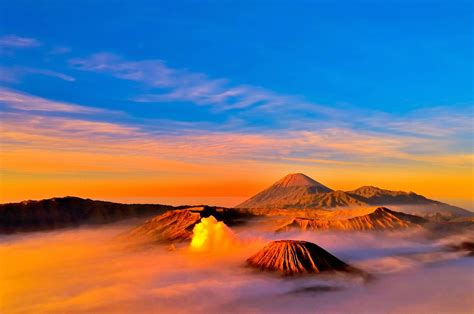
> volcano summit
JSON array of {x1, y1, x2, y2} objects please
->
[
  {"x1": 247, "y1": 240, "x2": 354, "y2": 275},
  {"x1": 237, "y1": 173, "x2": 472, "y2": 218}
]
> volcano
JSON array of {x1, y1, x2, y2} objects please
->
[
  {"x1": 237, "y1": 173, "x2": 336, "y2": 209},
  {"x1": 237, "y1": 173, "x2": 363, "y2": 209},
  {"x1": 127, "y1": 209, "x2": 201, "y2": 242},
  {"x1": 277, "y1": 207, "x2": 428, "y2": 232},
  {"x1": 237, "y1": 173, "x2": 472, "y2": 218},
  {"x1": 247, "y1": 240, "x2": 354, "y2": 275},
  {"x1": 347, "y1": 186, "x2": 471, "y2": 218},
  {"x1": 126, "y1": 206, "x2": 253, "y2": 243}
]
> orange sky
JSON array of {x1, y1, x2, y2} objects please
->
[
  {"x1": 1, "y1": 107, "x2": 473, "y2": 208},
  {"x1": 0, "y1": 8, "x2": 472, "y2": 211},
  {"x1": 1, "y1": 144, "x2": 473, "y2": 209}
]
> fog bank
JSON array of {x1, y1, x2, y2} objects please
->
[{"x1": 1, "y1": 223, "x2": 473, "y2": 313}]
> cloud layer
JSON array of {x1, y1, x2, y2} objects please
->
[
  {"x1": 1, "y1": 223, "x2": 472, "y2": 313},
  {"x1": 0, "y1": 35, "x2": 472, "y2": 203}
]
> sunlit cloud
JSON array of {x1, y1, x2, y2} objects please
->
[
  {"x1": 0, "y1": 88, "x2": 113, "y2": 114},
  {"x1": 1, "y1": 107, "x2": 471, "y2": 174},
  {"x1": 0, "y1": 1, "x2": 471, "y2": 209},
  {"x1": 0, "y1": 70, "x2": 471, "y2": 203},
  {"x1": 362, "y1": 106, "x2": 474, "y2": 137},
  {"x1": 2, "y1": 110, "x2": 472, "y2": 202},
  {"x1": 1, "y1": 223, "x2": 473, "y2": 313}
]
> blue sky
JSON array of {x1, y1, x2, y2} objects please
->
[
  {"x1": 2, "y1": 1, "x2": 472, "y2": 114},
  {"x1": 0, "y1": 0, "x2": 473, "y2": 205}
]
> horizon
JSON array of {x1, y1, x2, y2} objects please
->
[
  {"x1": 2, "y1": 171, "x2": 473, "y2": 211},
  {"x1": 1, "y1": 1, "x2": 473, "y2": 209},
  {"x1": 1, "y1": 3, "x2": 473, "y2": 313},
  {"x1": 3, "y1": 196, "x2": 472, "y2": 212}
]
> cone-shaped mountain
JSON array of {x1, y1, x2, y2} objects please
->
[
  {"x1": 247, "y1": 240, "x2": 354, "y2": 275},
  {"x1": 237, "y1": 173, "x2": 361, "y2": 209},
  {"x1": 237, "y1": 173, "x2": 473, "y2": 218}
]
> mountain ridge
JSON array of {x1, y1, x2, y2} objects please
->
[
  {"x1": 0, "y1": 196, "x2": 174, "y2": 234},
  {"x1": 236, "y1": 173, "x2": 472, "y2": 218},
  {"x1": 277, "y1": 207, "x2": 428, "y2": 232},
  {"x1": 126, "y1": 209, "x2": 202, "y2": 243}
]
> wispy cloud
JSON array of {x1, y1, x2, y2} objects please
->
[
  {"x1": 0, "y1": 88, "x2": 110, "y2": 114},
  {"x1": 0, "y1": 66, "x2": 75, "y2": 82},
  {"x1": 0, "y1": 35, "x2": 41, "y2": 49},
  {"x1": 67, "y1": 53, "x2": 473, "y2": 164},
  {"x1": 27, "y1": 68, "x2": 76, "y2": 82},
  {"x1": 1, "y1": 109, "x2": 469, "y2": 169},
  {"x1": 68, "y1": 52, "x2": 474, "y2": 144},
  {"x1": 362, "y1": 106, "x2": 474, "y2": 138},
  {"x1": 1, "y1": 94, "x2": 472, "y2": 201},
  {"x1": 70, "y1": 53, "x2": 334, "y2": 115}
]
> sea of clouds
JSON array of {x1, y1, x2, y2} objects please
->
[{"x1": 1, "y1": 218, "x2": 473, "y2": 313}]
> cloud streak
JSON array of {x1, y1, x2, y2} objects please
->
[
  {"x1": 24, "y1": 68, "x2": 75, "y2": 82},
  {"x1": 0, "y1": 35, "x2": 40, "y2": 49},
  {"x1": 0, "y1": 49, "x2": 471, "y2": 201},
  {"x1": 0, "y1": 66, "x2": 75, "y2": 82},
  {"x1": 0, "y1": 88, "x2": 113, "y2": 114},
  {"x1": 70, "y1": 53, "x2": 334, "y2": 115},
  {"x1": 1, "y1": 108, "x2": 470, "y2": 171},
  {"x1": 2, "y1": 107, "x2": 472, "y2": 202},
  {"x1": 362, "y1": 106, "x2": 474, "y2": 138},
  {"x1": 68, "y1": 53, "x2": 473, "y2": 143}
]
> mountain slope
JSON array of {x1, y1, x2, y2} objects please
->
[
  {"x1": 127, "y1": 209, "x2": 201, "y2": 242},
  {"x1": 125, "y1": 206, "x2": 256, "y2": 243},
  {"x1": 277, "y1": 207, "x2": 428, "y2": 232},
  {"x1": 237, "y1": 173, "x2": 472, "y2": 218},
  {"x1": 237, "y1": 173, "x2": 347, "y2": 209},
  {"x1": 347, "y1": 186, "x2": 472, "y2": 218},
  {"x1": 247, "y1": 240, "x2": 354, "y2": 275},
  {"x1": 348, "y1": 186, "x2": 433, "y2": 204},
  {"x1": 0, "y1": 197, "x2": 174, "y2": 234},
  {"x1": 303, "y1": 190, "x2": 366, "y2": 208}
]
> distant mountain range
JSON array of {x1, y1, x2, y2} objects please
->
[
  {"x1": 0, "y1": 197, "x2": 174, "y2": 234},
  {"x1": 1, "y1": 173, "x2": 471, "y2": 234},
  {"x1": 0, "y1": 197, "x2": 253, "y2": 234},
  {"x1": 277, "y1": 207, "x2": 428, "y2": 232},
  {"x1": 237, "y1": 173, "x2": 472, "y2": 218}
]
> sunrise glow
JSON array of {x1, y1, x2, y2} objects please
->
[{"x1": 0, "y1": 1, "x2": 473, "y2": 313}]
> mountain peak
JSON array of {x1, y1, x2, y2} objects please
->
[
  {"x1": 236, "y1": 173, "x2": 334, "y2": 209},
  {"x1": 246, "y1": 240, "x2": 353, "y2": 275},
  {"x1": 273, "y1": 173, "x2": 329, "y2": 188},
  {"x1": 349, "y1": 186, "x2": 386, "y2": 198},
  {"x1": 127, "y1": 209, "x2": 201, "y2": 243},
  {"x1": 277, "y1": 207, "x2": 428, "y2": 232}
]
